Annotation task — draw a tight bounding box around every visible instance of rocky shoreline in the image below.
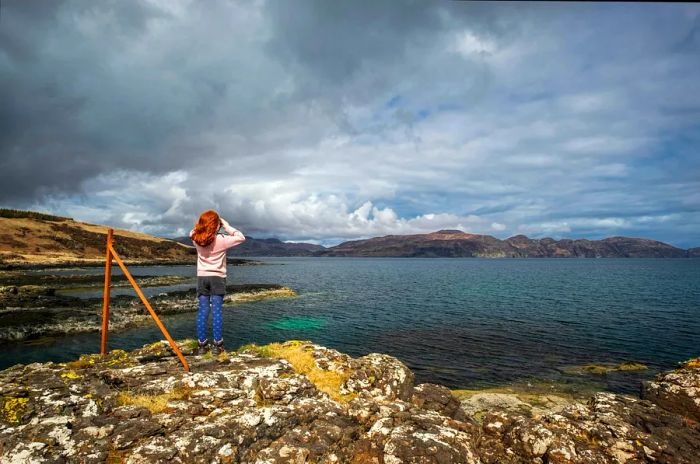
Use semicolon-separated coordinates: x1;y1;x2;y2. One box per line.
0;257;261;271
0;340;697;463
0;274;295;343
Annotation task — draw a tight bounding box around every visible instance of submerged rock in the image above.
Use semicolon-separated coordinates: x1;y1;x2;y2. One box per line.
0;342;698;463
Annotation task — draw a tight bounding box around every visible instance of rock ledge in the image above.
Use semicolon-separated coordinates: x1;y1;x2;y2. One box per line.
0;341;698;463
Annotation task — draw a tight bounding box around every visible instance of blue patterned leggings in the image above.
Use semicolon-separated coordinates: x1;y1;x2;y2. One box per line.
197;294;224;343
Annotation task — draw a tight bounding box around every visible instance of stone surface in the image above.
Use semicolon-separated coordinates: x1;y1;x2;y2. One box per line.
642;358;700;422
0;342;698;463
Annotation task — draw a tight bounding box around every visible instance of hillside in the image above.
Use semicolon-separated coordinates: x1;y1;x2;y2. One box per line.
173;235;325;256
321;229;690;258
0;209;195;268
688;247;700;258
228;237;325;257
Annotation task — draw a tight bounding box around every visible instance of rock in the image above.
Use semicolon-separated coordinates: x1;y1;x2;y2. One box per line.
0;341;698;463
642;357;700;422
345;353;415;402
458;392;574;421
411;383;467;421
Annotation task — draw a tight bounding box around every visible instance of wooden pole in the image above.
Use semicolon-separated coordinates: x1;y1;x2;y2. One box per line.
100;228;113;355
108;245;190;372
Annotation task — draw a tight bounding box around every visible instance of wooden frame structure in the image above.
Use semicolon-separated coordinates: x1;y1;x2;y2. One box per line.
100;228;189;371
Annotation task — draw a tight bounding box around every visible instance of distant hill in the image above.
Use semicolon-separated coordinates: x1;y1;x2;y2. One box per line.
688;247;700;258
172;235;325;257
0;209;195;268
319;230;691;258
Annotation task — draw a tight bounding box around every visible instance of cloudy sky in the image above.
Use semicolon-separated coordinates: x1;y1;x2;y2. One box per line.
1;1;699;247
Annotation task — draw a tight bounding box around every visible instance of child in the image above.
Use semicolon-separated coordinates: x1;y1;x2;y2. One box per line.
189;210;246;355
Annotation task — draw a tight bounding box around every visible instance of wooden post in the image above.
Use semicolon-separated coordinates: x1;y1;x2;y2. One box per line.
108;244;190;372
100;228;113;355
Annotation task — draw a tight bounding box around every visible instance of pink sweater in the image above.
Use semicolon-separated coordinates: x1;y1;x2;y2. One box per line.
189;223;246;277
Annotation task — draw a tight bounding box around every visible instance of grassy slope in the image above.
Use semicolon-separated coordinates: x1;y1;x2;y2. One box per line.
0;215;194;266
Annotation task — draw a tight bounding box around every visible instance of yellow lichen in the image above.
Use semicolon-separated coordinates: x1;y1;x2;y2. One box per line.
60;371;81;380
67;350;134;369
1;396;29;424
65;353;100;369
682;358;700;369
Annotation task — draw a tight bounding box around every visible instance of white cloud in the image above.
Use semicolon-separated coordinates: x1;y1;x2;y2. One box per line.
453;31;497;56
518;222;572;236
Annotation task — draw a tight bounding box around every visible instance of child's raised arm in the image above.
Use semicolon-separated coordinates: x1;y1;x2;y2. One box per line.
219;218;246;249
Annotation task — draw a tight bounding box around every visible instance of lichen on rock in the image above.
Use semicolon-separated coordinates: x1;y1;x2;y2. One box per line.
0;343;698;463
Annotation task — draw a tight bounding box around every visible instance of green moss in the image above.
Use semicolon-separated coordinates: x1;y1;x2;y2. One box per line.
184;339;199;351
236;343;273;358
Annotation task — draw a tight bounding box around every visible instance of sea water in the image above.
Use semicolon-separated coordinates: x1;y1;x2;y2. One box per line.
2;257;699;393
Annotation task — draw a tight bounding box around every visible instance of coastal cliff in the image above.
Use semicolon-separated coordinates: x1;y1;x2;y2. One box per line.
1;341;698;463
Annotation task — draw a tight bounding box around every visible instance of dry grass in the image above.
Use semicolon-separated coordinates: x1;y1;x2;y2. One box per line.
0;214;191;266
77;221;167;243
263;341;355;403
116;387;192;413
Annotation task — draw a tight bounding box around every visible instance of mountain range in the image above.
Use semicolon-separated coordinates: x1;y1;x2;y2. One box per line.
2;209;697;262
178;229;697;258
319;230;694;258
172;235;325;257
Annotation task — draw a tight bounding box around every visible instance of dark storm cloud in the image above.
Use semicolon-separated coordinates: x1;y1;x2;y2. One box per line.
1;1;699;246
0;0;178;201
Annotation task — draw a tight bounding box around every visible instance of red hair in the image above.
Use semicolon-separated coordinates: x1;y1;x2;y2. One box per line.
192;210;220;247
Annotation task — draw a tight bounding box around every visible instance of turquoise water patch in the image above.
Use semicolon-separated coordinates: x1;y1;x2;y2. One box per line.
266;317;325;330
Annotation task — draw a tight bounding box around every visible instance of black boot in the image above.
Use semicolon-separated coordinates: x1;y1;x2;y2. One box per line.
212;339;225;356
196;339;209;356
